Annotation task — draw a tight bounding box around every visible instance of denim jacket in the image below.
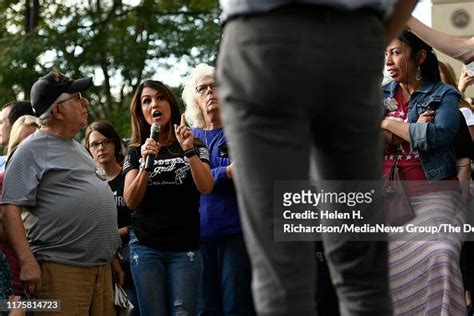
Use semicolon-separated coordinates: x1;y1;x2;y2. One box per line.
382;80;460;181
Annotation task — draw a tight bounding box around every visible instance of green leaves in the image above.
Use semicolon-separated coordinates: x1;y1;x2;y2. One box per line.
0;0;220;138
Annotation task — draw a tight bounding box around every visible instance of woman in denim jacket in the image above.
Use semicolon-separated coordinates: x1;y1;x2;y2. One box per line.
382;30;466;315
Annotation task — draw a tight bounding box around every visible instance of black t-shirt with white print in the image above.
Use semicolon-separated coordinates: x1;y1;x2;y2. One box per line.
108;173;132;230
108;172;132;244
123;140;209;252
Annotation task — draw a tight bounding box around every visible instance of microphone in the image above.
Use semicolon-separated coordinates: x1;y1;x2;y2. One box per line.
145;123;160;172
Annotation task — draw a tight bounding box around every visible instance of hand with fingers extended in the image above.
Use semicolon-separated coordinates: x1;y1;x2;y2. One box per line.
20;256;41;296
175;114;195;151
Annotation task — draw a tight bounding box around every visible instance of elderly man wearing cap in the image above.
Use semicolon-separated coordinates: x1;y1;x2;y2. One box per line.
1;71;121;315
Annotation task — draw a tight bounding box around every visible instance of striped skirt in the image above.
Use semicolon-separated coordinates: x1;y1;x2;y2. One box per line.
389;190;466;316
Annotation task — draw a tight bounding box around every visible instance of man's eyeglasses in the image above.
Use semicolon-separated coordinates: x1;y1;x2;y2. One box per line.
195;83;218;95
89;139;114;149
56;92;83;105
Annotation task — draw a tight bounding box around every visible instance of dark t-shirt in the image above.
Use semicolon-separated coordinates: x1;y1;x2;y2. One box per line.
123;141;209;252
108;173;132;229
454;115;474;160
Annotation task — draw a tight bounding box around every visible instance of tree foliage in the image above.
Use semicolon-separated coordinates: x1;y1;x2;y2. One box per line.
0;0;221;137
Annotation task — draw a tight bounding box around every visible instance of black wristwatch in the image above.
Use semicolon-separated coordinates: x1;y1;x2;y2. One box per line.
184;147;199;159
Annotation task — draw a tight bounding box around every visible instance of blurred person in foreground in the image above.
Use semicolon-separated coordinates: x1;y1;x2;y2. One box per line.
182;63;254;315
1;71;121;315
216;0;417;315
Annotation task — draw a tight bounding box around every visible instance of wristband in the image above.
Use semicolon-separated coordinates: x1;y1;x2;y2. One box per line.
184;147;199;159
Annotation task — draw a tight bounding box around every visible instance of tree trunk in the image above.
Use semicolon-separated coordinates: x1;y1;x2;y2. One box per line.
100;60;113;117
32;0;39;31
24;0;30;32
25;0;40;34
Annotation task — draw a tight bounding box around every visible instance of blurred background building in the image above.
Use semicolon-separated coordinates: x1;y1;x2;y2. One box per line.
432;0;474;96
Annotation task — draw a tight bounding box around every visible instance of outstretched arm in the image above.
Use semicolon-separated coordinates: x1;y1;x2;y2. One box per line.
385;0;418;44
408;16;474;64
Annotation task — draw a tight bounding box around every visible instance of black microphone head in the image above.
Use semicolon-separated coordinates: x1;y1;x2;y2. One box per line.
151;123;160;134
150;123;160;140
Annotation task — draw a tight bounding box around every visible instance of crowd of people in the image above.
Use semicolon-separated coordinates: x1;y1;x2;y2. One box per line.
0;0;474;315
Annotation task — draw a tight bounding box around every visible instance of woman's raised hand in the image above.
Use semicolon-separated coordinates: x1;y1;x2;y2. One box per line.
175;114;195;151
458;65;474;94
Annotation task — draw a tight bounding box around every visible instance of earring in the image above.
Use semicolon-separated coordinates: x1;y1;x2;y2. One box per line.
415;66;422;81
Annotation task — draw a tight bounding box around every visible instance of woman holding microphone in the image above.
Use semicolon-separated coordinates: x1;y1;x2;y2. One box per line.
123;80;213;315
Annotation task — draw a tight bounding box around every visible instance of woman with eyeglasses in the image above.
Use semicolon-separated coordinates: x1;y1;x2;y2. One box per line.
85;121;140;316
182;64;254;315
382;30;465;314
123;80;213;315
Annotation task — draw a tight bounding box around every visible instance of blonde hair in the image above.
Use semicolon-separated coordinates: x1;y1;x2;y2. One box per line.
438;61;457;87
182;63;215;128
438;60;471;108
7;115;39;155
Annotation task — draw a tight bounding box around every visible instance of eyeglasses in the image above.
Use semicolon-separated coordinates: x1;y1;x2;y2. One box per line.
56;92;83;105
195;83;218;95
89;139;114;149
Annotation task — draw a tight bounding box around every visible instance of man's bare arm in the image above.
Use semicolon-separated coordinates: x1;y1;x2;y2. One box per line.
408;16;474;64
385;0;418;44
2;204;41;294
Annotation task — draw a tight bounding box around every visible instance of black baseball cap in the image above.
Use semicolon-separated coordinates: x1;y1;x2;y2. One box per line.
30;70;93;117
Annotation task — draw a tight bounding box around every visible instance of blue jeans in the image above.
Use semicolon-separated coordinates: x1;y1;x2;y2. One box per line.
118;242;140;316
129;230;202;316
197;234;254;315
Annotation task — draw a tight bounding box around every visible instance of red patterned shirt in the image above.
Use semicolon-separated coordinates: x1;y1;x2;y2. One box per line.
383;87;428;196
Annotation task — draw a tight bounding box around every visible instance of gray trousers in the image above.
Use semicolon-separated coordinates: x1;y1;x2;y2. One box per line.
217;5;392;316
